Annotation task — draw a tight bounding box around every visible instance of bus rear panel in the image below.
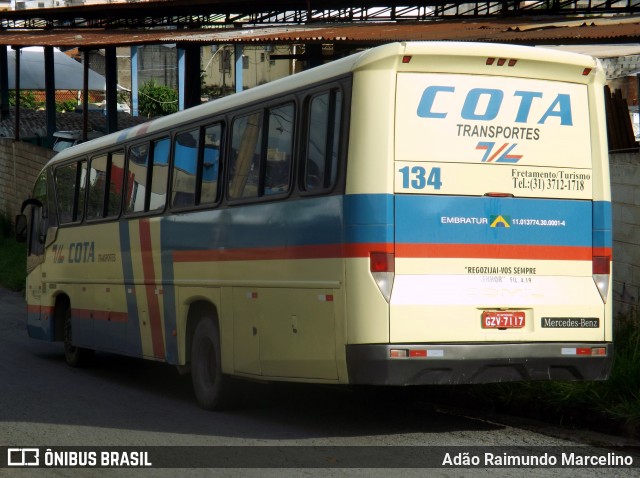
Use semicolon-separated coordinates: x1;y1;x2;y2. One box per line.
345;43;612;385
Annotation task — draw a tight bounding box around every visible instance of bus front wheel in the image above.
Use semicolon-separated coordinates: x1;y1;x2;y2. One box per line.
190;318;235;410
61;301;93;367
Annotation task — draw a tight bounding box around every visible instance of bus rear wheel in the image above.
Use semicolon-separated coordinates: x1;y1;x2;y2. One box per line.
61;301;93;367
190;318;235;410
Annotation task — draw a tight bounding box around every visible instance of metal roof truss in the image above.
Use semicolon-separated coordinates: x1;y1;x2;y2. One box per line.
2;1;640;30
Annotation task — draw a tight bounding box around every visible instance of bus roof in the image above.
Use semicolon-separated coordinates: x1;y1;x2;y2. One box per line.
45;41;599;167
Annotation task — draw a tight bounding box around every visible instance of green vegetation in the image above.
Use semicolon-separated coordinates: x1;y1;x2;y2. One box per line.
441;316;640;438
0;214;26;292
8;90;79;113
9;90;41;109
56;99;78;113
601;317;640;430
138;80;178;117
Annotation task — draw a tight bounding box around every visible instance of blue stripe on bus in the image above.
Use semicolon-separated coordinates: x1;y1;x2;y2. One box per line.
344;194;394;245
395;195;593;247
592;200;612;249
159;194;611;255
119;221;143;357
160;248;178;365
162;194;393;253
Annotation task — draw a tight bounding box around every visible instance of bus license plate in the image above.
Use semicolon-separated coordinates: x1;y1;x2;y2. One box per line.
482;311;525;329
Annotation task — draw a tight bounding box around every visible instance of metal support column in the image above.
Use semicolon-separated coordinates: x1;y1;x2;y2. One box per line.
44;46;56;147
179;44;202;110
105;46;118;134
178;47;185;111
0;46;9;121
131;46;139;116
13;47;20;141
82;49;89;141
306;44;323;69
235;44;243;93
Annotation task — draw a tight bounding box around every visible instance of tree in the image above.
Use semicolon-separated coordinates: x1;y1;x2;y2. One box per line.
138;80;178;117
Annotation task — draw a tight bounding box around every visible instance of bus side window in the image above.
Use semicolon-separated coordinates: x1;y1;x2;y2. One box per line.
304;90;342;192
55;160;87;224
150;137;170;212
201;123;222;205
264;103;294;196
172;129;200;208
229;112;262;200
125;143;149;214
87;153;108;220
125;138;169;214
87;150;125;220
107;150;125;217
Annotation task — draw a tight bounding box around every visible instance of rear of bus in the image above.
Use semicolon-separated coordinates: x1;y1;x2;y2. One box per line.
345;42;613;385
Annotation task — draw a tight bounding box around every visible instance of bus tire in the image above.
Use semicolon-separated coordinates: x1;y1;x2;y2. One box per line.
190;318;235;410
61;300;93;367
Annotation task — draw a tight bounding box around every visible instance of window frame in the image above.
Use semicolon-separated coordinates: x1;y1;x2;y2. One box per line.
299;86;345;197
85;148;126;223
54;158;88;226
123;135;171;217
226;100;296;205
45;74;352;226
170;121;224;212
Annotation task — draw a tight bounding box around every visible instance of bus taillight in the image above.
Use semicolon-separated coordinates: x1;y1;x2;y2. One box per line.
592;255;610;302
370;252;395;302
370;252;394;273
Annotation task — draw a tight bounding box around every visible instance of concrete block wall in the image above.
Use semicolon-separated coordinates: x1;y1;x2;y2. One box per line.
0;138;55;221
611;152;640;319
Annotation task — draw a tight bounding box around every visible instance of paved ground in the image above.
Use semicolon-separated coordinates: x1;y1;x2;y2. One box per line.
1;287;638;477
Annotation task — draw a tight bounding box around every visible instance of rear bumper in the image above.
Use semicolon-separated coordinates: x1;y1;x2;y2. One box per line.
346;343;613;385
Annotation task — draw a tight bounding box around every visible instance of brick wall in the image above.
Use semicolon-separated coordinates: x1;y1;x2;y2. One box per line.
0;138;55;220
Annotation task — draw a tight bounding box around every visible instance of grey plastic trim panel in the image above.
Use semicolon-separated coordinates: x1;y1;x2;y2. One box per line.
345;343;613;385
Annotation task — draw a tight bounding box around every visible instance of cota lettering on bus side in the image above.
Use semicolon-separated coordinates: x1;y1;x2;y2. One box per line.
67;241;95;263
416;86;573;126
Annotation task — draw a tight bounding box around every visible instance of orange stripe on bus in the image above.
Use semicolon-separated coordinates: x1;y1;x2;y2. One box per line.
592;247;613;258
172;242;602;262
27;305;51;313
172;243;393;262
396;244;593;260
139;220;165;360
73;308;128;323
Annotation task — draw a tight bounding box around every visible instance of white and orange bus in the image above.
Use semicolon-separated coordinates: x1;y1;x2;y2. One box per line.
17;42;613;410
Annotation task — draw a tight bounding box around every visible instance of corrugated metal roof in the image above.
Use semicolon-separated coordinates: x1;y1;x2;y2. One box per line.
0;15;639;48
